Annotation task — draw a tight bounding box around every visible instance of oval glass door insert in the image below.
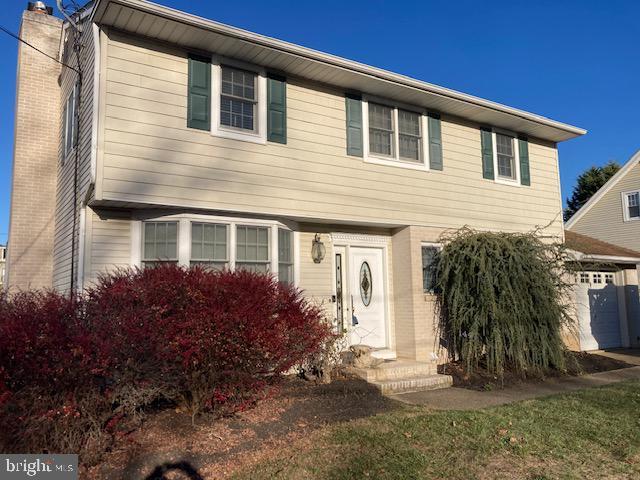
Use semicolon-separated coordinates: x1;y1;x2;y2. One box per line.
359;261;372;307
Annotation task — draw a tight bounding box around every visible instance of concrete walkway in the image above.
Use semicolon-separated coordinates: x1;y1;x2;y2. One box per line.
391;366;640;410
590;348;640;366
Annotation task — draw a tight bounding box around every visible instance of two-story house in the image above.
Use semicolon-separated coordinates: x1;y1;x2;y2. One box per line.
8;0;590;382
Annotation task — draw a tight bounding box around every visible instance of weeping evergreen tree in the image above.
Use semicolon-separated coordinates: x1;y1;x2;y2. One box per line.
436;228;575;378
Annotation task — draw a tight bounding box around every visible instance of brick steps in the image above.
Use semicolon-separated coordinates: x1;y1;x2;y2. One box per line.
349;359;452;395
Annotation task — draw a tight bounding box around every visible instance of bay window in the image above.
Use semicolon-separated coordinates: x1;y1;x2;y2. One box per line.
278;228;294;284
235;225;270;273
190;222;228;270
142;222;178;266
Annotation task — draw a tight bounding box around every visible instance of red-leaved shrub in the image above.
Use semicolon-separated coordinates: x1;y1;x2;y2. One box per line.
0;290;111;463
84;265;331;420
0;265;331;461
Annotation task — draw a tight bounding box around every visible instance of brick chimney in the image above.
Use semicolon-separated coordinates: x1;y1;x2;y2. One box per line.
6;5;62;290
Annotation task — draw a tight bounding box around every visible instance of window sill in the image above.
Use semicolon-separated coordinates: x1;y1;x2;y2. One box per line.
211;126;266;145
492;176;524;187
364;155;429;172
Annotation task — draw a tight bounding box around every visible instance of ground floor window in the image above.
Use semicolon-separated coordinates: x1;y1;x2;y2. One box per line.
140;217;295;283
236;225;270;273
142;221;178;266
421;243;441;293
278;228;293;284
190;222;228;270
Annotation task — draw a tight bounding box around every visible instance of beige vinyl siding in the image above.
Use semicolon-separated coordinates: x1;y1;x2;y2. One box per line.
52;22;95;291
569;161;640;252
98;30;563;237
297;231;334;317
84;208;132;285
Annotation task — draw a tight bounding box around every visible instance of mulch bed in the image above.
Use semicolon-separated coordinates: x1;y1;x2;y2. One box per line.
438;351;635;391
85;375;397;480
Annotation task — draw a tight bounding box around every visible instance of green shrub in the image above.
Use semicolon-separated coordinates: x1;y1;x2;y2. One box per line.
436;228;575;378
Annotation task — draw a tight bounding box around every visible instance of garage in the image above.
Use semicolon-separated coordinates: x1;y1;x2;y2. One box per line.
565;231;640;352
575;271;621;350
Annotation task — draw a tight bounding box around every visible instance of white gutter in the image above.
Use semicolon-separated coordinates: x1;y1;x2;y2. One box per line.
92;0;586;139
567;249;640;265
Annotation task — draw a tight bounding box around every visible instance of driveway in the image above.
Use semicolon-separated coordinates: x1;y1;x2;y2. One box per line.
589;348;640;366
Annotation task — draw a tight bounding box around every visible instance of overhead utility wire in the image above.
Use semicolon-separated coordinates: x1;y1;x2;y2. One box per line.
0;23;79;73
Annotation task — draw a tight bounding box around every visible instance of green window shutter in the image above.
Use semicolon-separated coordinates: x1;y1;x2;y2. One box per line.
187;55;211;131
267;75;287;144
480;127;494;180
518;136;531;186
345;94;363;157
427;112;443;170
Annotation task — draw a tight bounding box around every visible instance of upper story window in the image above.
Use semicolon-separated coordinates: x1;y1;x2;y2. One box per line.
345;95;443;171
398;110;422;162
624;191;640;221
62;83;78;160
191;222;228;270
368;103;394;157
143;222;178;266
188;55;280;144
495;133;516;180
361;98;432;171
220;66;258;132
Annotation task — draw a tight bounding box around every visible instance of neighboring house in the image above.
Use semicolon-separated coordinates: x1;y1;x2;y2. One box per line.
564;231;640;351
566;150;640;252
564;152;640;351
8;1;588;389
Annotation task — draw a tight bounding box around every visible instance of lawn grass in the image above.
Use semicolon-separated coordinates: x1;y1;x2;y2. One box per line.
233;380;640;479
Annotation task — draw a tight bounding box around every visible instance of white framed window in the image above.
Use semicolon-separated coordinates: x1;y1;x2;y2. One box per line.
142;221;179;266
623;191;640;221
362;96;429;171
605;273;614;284
236;225;270;273
136;215;296;282
62;83;78;161
190;222;228;270
421;242;442;293
211;57;267;144
278;228;294;284
593;273;602;284
579;272;590;284
493;131;520;184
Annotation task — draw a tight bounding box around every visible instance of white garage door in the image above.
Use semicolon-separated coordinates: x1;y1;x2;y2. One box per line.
575;271;622;351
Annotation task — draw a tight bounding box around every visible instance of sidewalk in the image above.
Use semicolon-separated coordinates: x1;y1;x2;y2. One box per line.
391;366;640;409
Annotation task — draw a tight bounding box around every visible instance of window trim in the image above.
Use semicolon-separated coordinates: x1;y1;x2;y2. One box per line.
189;221;230;269
622;190;640;222
134;214;297;285
421;241;442;294
62;83;78;162
491;128;521;185
361;95;430;172
142;221;180;264
211;56;267;144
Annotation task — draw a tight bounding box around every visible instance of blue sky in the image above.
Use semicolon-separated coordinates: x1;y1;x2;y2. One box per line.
1;0;639;245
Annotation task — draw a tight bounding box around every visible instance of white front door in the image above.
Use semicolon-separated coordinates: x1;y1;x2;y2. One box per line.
347;247;387;349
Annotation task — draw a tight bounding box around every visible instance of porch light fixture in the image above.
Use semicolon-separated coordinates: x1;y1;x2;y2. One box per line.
311;233;326;264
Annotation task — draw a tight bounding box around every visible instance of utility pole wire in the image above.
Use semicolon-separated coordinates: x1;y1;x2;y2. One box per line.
0;23;80;74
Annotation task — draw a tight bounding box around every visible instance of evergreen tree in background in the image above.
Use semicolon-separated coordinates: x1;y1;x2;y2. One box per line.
564;161;621;221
